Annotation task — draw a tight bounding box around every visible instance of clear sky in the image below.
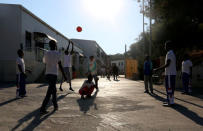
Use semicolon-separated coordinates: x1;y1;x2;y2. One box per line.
0;0;147;55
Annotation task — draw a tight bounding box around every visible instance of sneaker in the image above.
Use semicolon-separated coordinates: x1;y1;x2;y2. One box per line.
69;87;74;91
81;95;85;100
144;90;149;93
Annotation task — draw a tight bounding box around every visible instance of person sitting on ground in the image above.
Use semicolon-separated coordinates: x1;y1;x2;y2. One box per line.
79;74;95;99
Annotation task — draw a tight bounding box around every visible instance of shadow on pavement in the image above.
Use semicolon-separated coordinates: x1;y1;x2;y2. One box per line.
150;92;203;126
154;89;203;109
0;98;19;107
11;93;70;131
35;83;48;88
77;89;99;114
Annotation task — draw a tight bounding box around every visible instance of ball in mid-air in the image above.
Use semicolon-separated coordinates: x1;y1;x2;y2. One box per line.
76;26;82;32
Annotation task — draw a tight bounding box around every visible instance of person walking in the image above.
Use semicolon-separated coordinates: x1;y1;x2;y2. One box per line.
112;64;119;80
88;56;98;89
154;41;176;106
40;40;67;115
59;40;74;91
144;55;153;93
181;54;193;94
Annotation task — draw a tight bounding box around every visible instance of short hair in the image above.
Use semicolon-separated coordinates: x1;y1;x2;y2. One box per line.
87;74;93;80
17;49;23;56
49;40;57;49
89;56;94;59
165;40;174;49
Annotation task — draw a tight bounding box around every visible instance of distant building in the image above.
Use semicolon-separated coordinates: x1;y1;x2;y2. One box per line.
0;4;84;82
111;60;125;74
71;39;108;76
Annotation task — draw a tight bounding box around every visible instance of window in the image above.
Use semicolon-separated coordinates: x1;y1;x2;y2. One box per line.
25;31;32;49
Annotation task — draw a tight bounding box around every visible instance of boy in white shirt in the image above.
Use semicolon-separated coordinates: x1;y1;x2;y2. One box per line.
59;40;74;91
154;41;176;106
16;49;27;98
40;40;67;115
181;54;192;94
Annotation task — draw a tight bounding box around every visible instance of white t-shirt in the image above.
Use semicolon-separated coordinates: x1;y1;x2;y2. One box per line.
64;54;72;67
16;57;25;74
43;50;61;75
182;60;192;74
165;50;177;75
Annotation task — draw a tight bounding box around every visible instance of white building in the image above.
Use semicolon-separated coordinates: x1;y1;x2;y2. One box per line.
71;39;108;76
111;60;125;74
0;4;83;82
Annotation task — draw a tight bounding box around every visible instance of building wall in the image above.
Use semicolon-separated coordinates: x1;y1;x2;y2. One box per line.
71;39;107;76
0;4;83;82
0;4;21;82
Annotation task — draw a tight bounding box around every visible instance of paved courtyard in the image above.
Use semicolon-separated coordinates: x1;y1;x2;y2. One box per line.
0;77;202;131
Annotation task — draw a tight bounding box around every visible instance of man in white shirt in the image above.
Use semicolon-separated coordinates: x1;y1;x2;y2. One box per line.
154;41;176;106
40;40;67;115
88;56;99;89
181;54;192;94
59;40;74;91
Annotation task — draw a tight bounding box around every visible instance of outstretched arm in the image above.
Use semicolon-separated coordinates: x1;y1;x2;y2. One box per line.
154;59;171;72
66;41;71;52
70;41;74;55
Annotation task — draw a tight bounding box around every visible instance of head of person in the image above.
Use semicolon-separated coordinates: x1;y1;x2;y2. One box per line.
49;40;57;50
165;40;174;51
87;74;93;82
17;49;24;58
89;56;94;61
145;55;150;61
183;54;189;61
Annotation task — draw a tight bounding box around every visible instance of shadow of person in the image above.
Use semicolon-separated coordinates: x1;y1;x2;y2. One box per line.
77;89;99;114
11;93;70;131
150;92;203;126
0;98;19;107
171;104;203;126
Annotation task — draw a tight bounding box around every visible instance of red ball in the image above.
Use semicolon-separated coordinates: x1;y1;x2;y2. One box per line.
76;26;82;32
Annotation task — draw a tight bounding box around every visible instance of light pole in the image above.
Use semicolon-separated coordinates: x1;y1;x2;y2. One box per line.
149;0;152;57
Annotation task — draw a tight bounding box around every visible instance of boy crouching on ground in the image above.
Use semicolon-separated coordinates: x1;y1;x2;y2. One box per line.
79;74;95;99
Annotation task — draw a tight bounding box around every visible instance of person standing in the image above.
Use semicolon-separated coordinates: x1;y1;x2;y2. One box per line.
88;56;98;89
112;64;119;80
154;41;176;106
16;49;27;98
59;40;74;91
181;54;192;94
144;55;153;93
40;40;67;115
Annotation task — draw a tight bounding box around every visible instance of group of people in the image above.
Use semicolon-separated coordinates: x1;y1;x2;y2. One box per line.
144;41;193;106
16;40;100;115
100;64;119;81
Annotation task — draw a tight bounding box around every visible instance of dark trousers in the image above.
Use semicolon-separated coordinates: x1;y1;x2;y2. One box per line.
182;72;189;93
16;73;26;96
40;74;58;112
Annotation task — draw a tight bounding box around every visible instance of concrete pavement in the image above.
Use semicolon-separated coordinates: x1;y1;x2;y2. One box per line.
0;77;202;131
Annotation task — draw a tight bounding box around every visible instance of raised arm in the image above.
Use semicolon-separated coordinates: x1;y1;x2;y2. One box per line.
66;41;71;52
70;41;74;55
